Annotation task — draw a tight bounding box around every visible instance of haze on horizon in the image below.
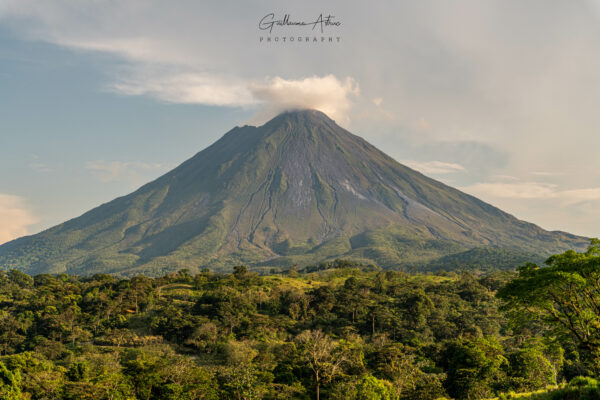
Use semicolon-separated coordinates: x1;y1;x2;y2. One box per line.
1;0;600;244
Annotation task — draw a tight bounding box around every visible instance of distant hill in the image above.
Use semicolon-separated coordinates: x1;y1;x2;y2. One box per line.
0;110;588;275
424;246;546;272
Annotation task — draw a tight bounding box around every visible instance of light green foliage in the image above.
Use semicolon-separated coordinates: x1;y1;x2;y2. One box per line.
495;376;600;399
356;375;397;400
331;375;397;400
0;361;22;400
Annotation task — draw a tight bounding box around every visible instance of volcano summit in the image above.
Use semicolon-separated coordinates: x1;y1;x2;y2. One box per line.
0;110;587;275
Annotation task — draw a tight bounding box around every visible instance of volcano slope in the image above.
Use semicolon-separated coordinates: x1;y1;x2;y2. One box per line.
0;110;587;275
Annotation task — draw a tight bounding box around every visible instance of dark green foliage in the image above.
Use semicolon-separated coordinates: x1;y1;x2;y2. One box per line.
0;243;598;399
426;246;546;272
439;336;507;399
506;341;557;392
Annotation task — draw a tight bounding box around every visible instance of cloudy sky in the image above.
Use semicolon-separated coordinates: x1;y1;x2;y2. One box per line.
1;0;600;244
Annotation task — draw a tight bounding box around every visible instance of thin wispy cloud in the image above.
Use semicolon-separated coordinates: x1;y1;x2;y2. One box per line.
110;68;256;107
86;160;165;183
402;160;466;175
531;171;564;177
28;163;51;173
459;181;600;235
462;182;600;204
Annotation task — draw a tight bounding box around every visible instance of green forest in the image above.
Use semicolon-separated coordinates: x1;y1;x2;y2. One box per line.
2;241;600;400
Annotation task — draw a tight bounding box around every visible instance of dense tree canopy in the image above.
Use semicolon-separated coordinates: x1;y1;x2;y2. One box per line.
0;250;598;399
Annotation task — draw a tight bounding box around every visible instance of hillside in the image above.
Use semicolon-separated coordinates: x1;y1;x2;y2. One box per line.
0;110;588;275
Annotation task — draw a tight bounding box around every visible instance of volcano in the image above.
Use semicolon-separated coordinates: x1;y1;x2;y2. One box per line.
0;110;587;275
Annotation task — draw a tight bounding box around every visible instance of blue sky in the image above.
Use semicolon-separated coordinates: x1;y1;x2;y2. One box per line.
1;1;600;243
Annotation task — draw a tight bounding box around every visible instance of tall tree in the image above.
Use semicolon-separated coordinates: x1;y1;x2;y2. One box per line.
295;330;347;400
498;239;600;371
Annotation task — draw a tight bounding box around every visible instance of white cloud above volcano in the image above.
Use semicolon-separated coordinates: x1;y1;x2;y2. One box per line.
249;75;359;124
